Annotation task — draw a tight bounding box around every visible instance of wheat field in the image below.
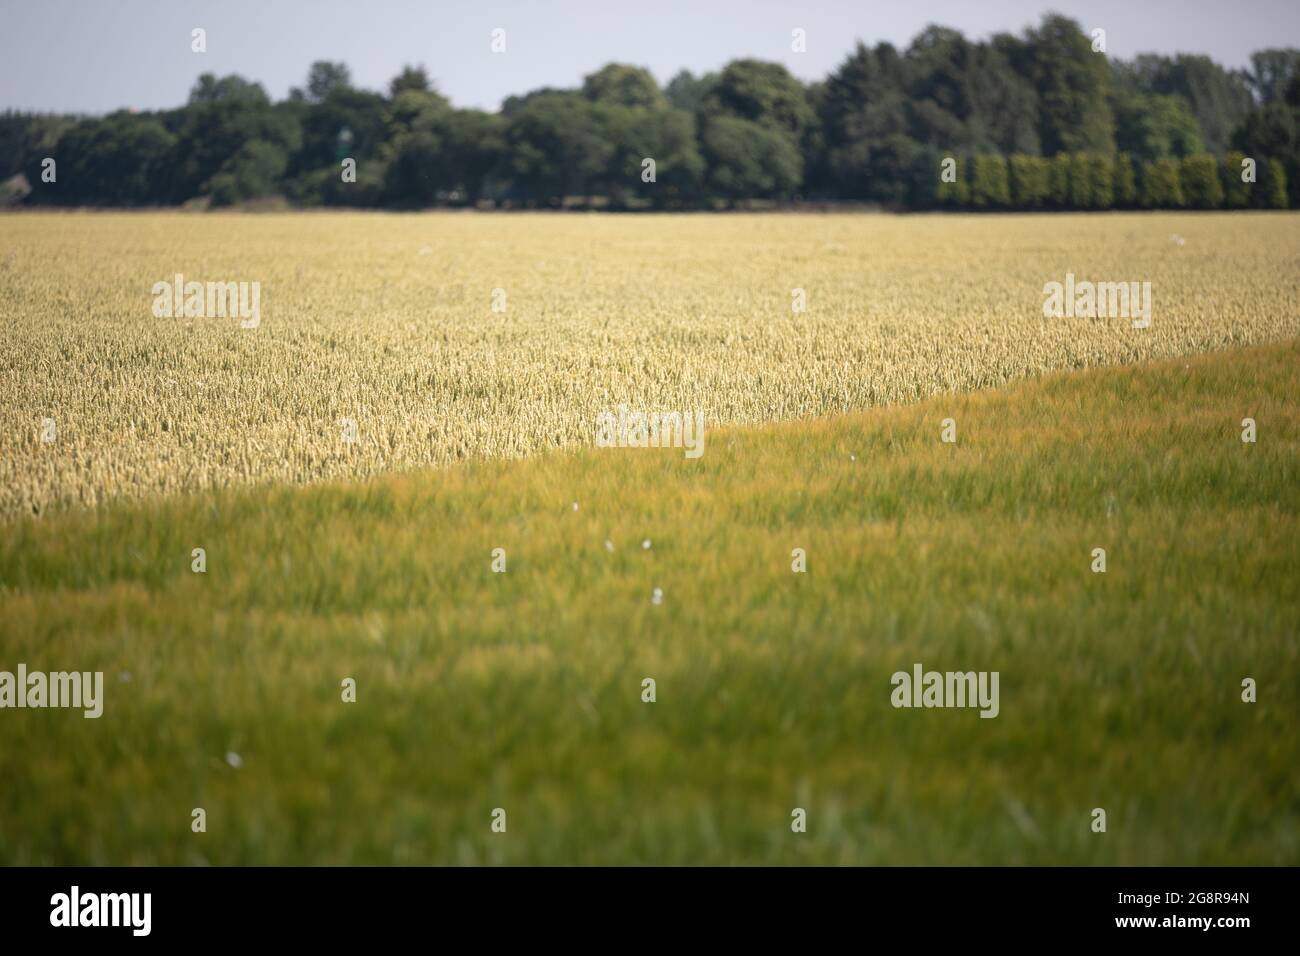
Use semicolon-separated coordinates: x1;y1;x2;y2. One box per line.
2;211;1298;518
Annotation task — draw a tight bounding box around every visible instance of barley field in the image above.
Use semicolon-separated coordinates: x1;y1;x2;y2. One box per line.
2;211;1297;518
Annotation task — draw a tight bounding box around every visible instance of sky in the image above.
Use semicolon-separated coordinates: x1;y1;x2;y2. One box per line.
3;0;1299;115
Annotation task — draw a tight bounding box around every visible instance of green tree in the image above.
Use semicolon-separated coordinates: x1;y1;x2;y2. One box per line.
1231;101;1299;207
699;115;801;202
819;42;909;198
861;134;925;205
374;81;491;207
504;93;613;204
1113;153;1138;206
302;61;352;103
582;64;667;110
799;80;830;196
205;138;289;206
287;61;353;104
702;59;813;140
380;128;442;206
0;112;75;180
1114;94;1203;162
1247;48;1300;103
30;111;176;205
169;74;298;203
434;110;506;204
389;65;432;99
1024;14;1115;155
381;108;505;207
1112;54;1253;154
290;82;388;187
1231;101;1297;157
13;18;1293;213
905;26;1039;154
664;70;717;113
698;59;810;201
905;145;944;208
596;105;703;206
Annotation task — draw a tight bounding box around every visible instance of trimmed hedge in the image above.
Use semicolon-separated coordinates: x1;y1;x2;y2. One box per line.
1180;154;1224;209
933;150;1287;210
971;154;1010;207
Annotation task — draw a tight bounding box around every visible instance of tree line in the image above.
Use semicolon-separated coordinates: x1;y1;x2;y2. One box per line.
2;14;1298;211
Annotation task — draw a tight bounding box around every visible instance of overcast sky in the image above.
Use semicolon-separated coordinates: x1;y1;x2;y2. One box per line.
3;0;1299;114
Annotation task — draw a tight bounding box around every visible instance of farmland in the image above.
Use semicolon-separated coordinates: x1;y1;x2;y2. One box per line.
2;211;1298;517
0;337;1297;864
0;211;1297;865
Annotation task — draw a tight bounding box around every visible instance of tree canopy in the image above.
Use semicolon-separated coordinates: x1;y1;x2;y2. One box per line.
4;16;1294;210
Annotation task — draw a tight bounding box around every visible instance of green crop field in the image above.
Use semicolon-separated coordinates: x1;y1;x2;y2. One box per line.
1;215;1297;866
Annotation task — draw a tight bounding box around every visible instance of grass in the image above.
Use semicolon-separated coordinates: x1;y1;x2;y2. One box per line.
1;339;1296;864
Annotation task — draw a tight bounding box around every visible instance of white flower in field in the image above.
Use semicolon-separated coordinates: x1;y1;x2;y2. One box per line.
1170;234;1185;246
604;539;614;552
850;454;856;461
572;501;579;512
652;587;663;605
225;751;243;769
642;538;652;550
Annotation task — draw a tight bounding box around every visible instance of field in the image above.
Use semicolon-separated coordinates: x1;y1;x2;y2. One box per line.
2;212;1299;517
0;211;1298;865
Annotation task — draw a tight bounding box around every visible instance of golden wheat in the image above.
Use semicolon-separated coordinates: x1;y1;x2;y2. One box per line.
1;210;1297;517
